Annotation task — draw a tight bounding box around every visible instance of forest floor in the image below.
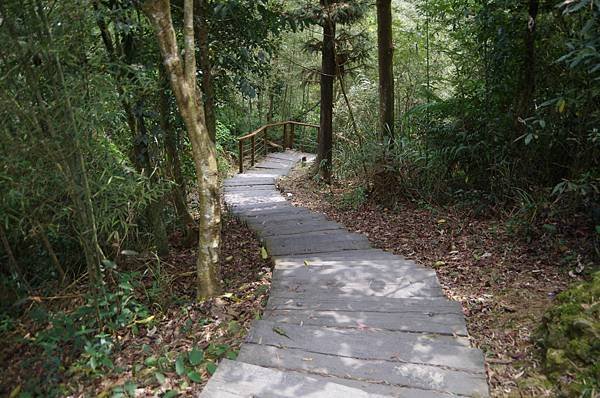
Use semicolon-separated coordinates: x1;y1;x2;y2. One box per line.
0;212;271;397
278;167;597;398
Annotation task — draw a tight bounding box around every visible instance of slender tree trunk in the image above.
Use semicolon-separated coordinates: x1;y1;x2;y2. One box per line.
143;0;221;299
194;0;217;142
317;1;336;183
36;0;105;289
287;85;293;121
282;82;289;121
72;147;106;286
134;101;170;257
160;61;195;238
337;73;361;144
0;225;29;291
37;223;67;283
258;89;264;124
377;0;395;144
301;83;307;116
28;68;104;288
518;0;538;120
373;0;397;198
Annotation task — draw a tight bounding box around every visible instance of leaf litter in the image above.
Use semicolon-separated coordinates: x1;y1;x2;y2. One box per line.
0;211;273;397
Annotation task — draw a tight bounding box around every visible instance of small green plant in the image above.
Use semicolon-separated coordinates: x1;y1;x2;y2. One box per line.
338;186;367;210
0;312;15;334
30;271;153;391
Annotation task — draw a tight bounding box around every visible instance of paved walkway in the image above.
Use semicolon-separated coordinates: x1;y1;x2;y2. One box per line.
200;150;489;397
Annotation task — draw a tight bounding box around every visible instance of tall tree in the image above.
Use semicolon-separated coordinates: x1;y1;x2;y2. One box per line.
298;0;368;182
373;0;396;196
317;0;336;183
143;0;221;299
516;0;538;122
377;0;394;144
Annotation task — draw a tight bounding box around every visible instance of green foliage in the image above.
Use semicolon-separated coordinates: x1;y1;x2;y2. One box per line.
339;186;368;210
536;272;600;397
206;0;289;94
558;0;600;75
0;0;174;291
293;0;370;26
327;0;599;231
208;121;238;175
415;0;599;203
25;271;152;395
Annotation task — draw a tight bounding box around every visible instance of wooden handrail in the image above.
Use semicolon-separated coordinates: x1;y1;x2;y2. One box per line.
237;120;319;173
237;121;319;141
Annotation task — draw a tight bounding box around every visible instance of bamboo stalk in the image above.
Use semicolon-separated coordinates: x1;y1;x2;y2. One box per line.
37;223;67;283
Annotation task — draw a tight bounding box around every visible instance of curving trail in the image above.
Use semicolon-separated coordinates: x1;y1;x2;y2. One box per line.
200;150;489;398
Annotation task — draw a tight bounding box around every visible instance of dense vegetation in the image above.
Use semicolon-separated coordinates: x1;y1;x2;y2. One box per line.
0;0;598;396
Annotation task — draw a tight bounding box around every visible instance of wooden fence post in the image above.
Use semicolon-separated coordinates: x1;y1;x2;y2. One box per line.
238;139;244;173
264;128;268;156
251;135;255;166
290;123;295;149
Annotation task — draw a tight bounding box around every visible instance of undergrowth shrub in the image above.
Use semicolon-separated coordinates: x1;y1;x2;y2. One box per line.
338;186;368;210
216;121;237;174
25;271;153;396
0;132;169;290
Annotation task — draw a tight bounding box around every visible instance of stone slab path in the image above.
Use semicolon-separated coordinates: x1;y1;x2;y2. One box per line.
200;150;489;398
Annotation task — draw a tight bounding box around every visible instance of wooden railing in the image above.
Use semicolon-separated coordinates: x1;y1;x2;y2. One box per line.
237;121;319;173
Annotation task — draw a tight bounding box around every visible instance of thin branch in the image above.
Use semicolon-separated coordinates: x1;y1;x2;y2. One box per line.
183;0;196;87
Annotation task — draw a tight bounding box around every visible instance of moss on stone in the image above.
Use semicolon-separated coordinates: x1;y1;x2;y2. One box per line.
536;271;600;397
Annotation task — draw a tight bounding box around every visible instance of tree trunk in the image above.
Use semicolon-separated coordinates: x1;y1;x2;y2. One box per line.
258;85;264;123
0;225;30;291
134;101;170;257
194;0;217;142
317;1;336;183
160;61;196;241
29;67;104;290
517;0;538;120
143;0;221;300
373;0;397;198
37;223;67;283
377;0;394;144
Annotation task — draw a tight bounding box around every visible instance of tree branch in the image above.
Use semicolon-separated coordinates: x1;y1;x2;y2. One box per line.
184;0;196;88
